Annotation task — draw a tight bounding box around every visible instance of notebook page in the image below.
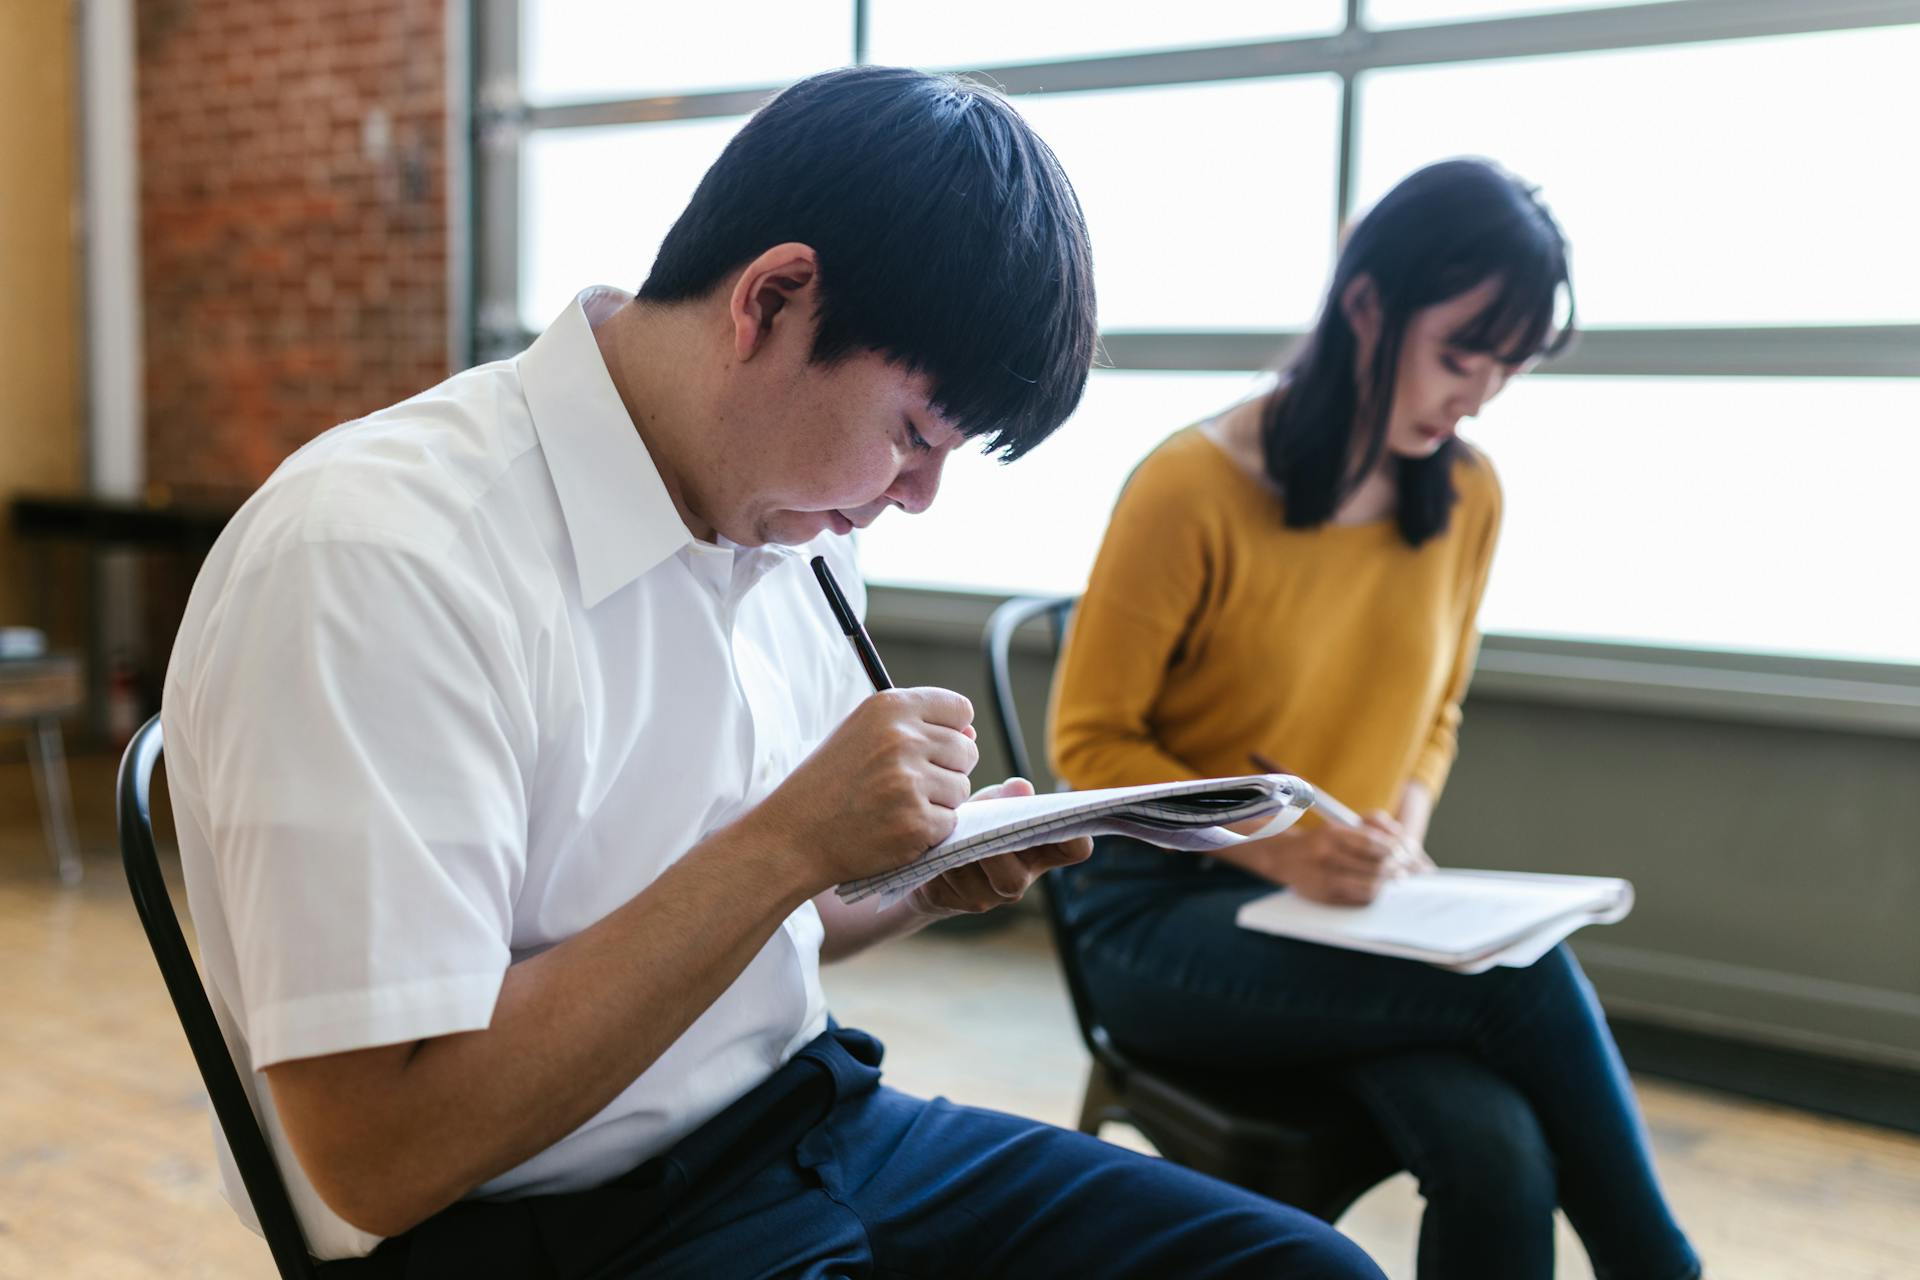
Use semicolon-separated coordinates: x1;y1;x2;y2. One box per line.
1438;898;1631;973
936;776;1286;850
1236;870;1630;963
837;775;1308;905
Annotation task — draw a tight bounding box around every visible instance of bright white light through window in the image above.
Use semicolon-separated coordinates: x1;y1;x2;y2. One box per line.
522;1;849;104
1368;0;1682;27
1470;376;1920;664
520;76;1343;334
1015;78;1341;329
860;370;1270;597
868;0;1342;69
1356;26;1920;325
867;372;1920;666
520;117;746;331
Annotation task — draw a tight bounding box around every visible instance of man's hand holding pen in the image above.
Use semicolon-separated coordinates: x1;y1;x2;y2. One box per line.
786;554;1087;913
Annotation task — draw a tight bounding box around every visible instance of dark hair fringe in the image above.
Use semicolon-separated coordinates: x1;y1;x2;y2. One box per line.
1261;158;1576;547
640;66;1098;460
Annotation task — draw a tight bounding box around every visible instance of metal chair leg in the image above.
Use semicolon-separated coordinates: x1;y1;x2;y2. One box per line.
1077;1063;1122;1135
29;715;82;885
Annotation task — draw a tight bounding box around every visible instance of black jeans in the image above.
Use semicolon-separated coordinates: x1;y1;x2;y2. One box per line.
1066;836;1701;1280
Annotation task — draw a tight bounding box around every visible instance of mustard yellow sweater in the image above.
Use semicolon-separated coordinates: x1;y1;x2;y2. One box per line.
1049;426;1502;815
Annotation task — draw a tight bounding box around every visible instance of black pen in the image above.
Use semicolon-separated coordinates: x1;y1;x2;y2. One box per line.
811;555;893;691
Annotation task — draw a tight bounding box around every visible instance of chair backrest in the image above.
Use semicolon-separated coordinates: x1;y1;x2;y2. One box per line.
117;715;319;1280
982;596;1131;1078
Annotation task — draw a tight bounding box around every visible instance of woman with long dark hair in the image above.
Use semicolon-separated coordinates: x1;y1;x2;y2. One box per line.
1049;159;1701;1280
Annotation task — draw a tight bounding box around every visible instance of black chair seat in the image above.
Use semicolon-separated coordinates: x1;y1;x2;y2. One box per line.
1093;1052;1400;1216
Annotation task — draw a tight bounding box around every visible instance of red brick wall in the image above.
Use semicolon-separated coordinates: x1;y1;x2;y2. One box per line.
138;0;451;500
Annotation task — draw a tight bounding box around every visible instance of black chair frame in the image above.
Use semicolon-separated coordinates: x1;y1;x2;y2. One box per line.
985;596;1400;1222
118;714;319;1279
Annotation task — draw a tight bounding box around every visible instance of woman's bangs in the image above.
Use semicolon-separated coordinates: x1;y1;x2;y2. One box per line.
1448;253;1574;366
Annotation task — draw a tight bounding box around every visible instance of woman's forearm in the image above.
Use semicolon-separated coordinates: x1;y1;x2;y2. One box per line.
1397;780;1436;845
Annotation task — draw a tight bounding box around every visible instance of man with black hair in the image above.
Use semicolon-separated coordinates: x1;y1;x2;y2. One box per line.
163;67;1383;1278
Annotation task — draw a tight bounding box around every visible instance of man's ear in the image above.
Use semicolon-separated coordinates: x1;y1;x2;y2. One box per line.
728;243;821;362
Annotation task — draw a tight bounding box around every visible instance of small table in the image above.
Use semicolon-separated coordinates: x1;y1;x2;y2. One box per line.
0;655;85;884
10;491;238;741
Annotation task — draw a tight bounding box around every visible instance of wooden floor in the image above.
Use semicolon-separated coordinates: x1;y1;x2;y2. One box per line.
3;752;1917;1279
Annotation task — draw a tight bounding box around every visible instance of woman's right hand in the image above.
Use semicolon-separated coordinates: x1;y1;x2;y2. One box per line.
1236;823;1401;905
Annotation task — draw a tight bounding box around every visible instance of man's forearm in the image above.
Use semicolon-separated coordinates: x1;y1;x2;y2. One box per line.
267;814;819;1238
814;886;948;962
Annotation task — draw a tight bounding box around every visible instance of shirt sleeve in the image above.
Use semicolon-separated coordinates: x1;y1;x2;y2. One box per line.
182;535;533;1069
1047;448;1215;790
1408;460;1504;797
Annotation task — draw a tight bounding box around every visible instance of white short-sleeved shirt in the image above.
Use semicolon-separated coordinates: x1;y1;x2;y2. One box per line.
162;288;872;1260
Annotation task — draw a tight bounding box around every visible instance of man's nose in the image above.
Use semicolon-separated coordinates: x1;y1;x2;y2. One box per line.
886;453;946;515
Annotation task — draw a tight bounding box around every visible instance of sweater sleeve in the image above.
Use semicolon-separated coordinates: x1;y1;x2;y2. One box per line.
1048;442;1215;789
1408;457;1504;796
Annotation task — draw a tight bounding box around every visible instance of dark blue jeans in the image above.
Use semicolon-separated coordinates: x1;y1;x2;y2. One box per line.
1068;837;1702;1280
326;1023;1382;1279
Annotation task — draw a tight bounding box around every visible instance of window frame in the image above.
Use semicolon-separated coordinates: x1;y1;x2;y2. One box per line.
466;0;1920;734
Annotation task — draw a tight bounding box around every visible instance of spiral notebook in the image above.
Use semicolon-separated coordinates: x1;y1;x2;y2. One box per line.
836;773;1315;905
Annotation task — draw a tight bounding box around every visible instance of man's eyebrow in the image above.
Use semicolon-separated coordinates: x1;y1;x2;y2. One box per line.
920;412;965;446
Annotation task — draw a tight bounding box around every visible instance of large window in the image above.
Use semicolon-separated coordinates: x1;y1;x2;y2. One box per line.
474;1;1920;668
859;370;1268;597
1470;376;1920;666
521;2;849;103
868;0;1344;68
1355;25;1920;326
1367;0;1686;24
519;116;745;331
1012;79;1341;330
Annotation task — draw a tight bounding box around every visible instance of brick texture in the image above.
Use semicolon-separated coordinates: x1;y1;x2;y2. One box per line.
138;0;450;500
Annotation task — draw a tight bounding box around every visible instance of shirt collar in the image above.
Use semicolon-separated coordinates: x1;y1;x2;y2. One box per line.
517;289;692;608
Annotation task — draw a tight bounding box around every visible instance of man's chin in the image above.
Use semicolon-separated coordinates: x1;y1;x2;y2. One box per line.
747;510;842;548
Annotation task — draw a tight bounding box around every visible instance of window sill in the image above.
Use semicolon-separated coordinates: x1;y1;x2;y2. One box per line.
866;583;1920;739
